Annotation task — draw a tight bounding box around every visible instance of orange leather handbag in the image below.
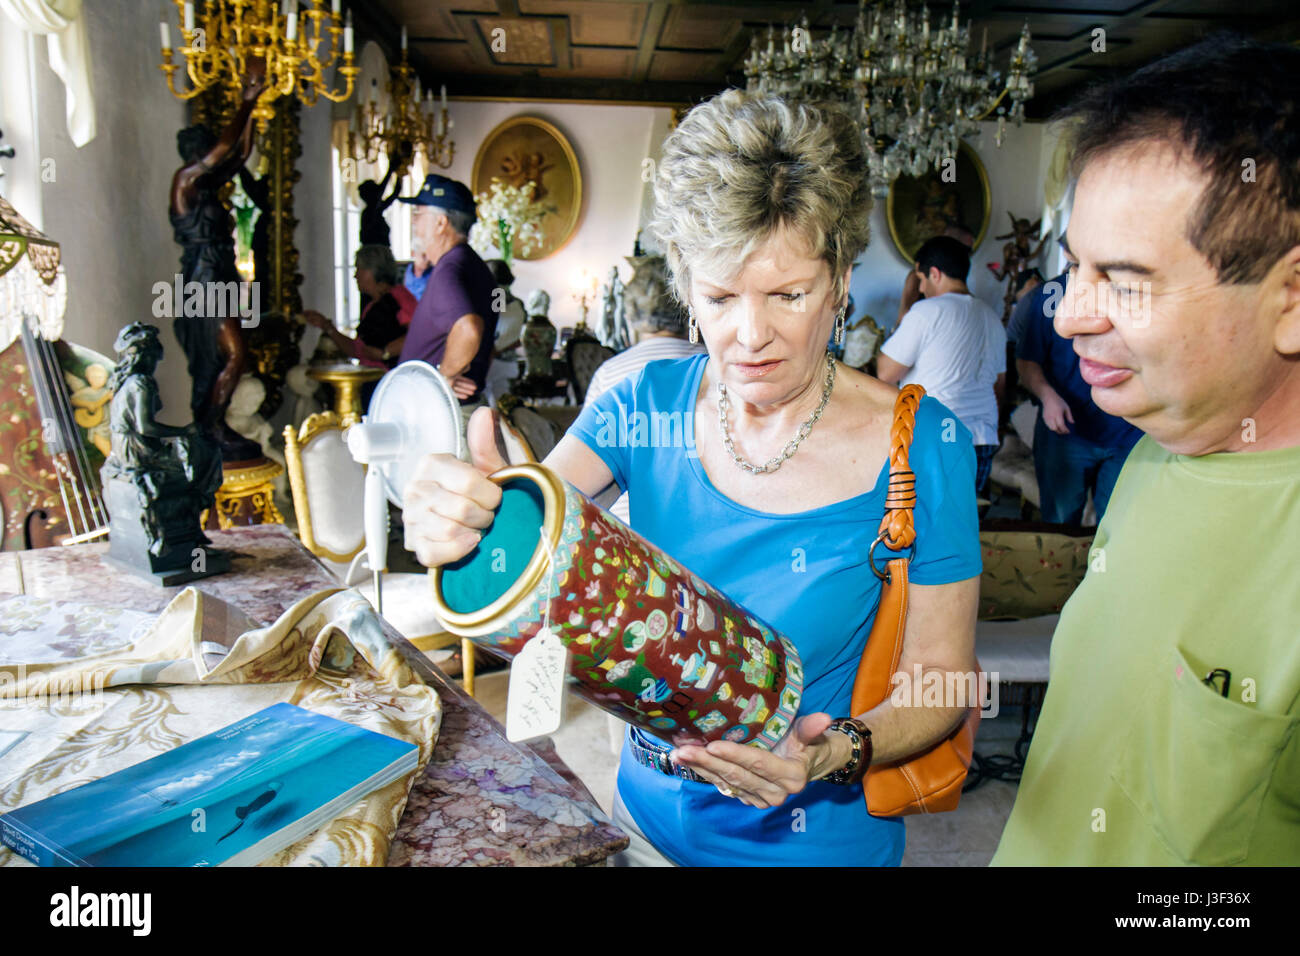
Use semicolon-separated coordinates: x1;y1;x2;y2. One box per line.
850;384;981;816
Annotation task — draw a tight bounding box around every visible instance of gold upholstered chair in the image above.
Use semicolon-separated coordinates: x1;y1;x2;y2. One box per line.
283;411;476;696
497;393;559;462
494;402;538;465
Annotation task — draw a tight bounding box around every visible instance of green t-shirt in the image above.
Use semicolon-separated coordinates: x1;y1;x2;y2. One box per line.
992;435;1300;865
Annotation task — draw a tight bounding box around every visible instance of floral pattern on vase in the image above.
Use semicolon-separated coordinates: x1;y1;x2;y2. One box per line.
438;472;803;750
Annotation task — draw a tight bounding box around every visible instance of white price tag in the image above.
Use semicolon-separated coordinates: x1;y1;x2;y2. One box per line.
505;628;569;742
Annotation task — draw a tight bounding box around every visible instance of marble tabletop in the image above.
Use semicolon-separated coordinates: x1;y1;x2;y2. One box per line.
0;525;628;867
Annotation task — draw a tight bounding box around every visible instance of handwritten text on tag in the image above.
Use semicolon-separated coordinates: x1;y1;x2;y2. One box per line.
506;628;569;742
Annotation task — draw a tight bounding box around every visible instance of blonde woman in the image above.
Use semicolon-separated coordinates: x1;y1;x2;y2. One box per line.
403;90;982;866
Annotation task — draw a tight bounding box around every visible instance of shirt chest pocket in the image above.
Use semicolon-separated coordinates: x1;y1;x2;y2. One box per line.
1109;645;1296;865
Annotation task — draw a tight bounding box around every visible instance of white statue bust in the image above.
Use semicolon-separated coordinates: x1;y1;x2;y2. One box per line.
226;374;284;468
525;288;551;318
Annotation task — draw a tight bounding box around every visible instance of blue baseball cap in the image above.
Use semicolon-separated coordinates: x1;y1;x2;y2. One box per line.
399;173;477;225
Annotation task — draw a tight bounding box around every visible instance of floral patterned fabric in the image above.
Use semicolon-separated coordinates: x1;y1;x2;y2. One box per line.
0;586;440;867
977;528;1094;620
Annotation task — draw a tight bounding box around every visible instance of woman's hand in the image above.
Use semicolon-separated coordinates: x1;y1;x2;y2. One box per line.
669;713;850;809
402;407;507;567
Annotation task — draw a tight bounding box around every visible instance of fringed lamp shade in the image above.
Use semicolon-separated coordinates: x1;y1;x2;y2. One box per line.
0;195;67;348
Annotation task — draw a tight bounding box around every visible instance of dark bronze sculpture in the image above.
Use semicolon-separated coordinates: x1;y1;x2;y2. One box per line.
987;212;1048;322
357;141;411;247
169;58;266;462
102;324;229;584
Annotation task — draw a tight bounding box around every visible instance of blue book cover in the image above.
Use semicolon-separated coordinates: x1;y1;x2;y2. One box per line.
0;703;418;867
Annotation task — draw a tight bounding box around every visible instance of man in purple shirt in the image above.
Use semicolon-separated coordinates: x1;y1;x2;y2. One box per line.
397;174;498;421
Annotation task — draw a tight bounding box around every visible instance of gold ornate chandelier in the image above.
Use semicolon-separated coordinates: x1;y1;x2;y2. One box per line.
348;28;454;178
159;0;359;133
746;0;1036;190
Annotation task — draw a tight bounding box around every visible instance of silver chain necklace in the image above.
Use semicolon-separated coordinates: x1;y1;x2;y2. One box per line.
716;351;836;475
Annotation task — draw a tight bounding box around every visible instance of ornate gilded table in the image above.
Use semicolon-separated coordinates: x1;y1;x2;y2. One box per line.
0;525;628;866
308;361;385;428
203;457;286;530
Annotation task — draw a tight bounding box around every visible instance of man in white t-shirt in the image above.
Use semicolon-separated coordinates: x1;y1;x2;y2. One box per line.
877;235;1006;495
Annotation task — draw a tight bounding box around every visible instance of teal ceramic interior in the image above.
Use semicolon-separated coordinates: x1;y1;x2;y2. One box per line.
439;477;545;615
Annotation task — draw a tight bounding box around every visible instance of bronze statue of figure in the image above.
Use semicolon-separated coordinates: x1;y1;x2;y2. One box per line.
102;323;228;583
356;143;410;248
169;58;266;462
988;212;1049;322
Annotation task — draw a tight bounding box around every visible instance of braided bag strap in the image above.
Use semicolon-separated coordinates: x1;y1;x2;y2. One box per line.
874;383;924;560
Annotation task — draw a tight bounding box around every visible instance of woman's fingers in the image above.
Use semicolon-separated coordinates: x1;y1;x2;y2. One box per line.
402;452;503;568
678;760;768;808
421;483;498;529
406;530;480;569
405;453;502;513
465;406;509;475
672;745;796;808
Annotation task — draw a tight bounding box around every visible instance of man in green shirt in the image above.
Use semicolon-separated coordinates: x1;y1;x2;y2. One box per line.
992;35;1300;866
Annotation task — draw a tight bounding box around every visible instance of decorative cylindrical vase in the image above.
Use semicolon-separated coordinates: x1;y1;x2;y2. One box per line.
430;464;803;749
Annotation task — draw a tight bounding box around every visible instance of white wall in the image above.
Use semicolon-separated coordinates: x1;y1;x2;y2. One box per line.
19;0;189;418
436;99;674;329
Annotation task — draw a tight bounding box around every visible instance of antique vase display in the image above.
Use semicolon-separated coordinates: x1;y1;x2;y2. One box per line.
430;464;803;749
519;313;557;379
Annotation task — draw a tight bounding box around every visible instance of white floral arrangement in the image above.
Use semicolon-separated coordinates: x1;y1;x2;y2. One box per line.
468;180;548;263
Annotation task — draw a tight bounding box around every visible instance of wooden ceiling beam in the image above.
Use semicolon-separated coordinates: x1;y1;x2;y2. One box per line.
365;0;1300;114
452;11;498;70
449;73;713;105
632;2;670;83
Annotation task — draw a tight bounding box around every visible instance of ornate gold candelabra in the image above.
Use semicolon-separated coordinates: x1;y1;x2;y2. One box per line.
159;0;358;133
347;30;454;178
571;270;598;331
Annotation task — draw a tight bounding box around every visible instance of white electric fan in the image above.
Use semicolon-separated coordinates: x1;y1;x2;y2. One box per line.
345;361;464;613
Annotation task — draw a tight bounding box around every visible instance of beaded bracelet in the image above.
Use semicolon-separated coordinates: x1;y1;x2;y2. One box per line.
819;717;873;785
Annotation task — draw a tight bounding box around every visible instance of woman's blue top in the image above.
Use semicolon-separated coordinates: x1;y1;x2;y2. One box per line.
568;353;982;866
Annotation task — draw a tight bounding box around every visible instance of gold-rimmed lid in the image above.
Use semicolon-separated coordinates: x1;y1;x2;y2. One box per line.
430;463;566;639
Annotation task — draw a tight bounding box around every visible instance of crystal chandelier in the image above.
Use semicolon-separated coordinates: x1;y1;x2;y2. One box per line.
159;0;359;133
348;28;455;176
744;0;1036;191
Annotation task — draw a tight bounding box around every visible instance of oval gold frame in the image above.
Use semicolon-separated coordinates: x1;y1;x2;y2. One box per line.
471;115;583;261
885;139;992;263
